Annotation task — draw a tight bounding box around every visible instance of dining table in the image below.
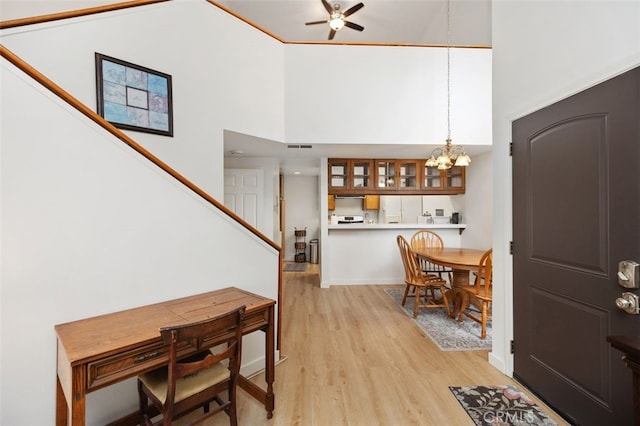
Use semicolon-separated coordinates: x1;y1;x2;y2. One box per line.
414;247;487;287
413;247;488;317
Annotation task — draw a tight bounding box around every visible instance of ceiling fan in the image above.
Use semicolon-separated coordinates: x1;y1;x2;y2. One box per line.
305;0;365;41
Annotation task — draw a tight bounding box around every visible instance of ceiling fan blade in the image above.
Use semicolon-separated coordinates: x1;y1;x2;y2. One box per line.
328;29;336;40
344;21;364;32
321;0;333;14
305;20;327;25
342;2;364;17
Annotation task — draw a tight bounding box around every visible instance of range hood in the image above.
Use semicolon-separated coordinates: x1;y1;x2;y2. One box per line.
334;195;366;199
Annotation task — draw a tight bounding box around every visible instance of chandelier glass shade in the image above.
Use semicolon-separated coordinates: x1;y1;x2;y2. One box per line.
426;138;471;170
427;0;470;170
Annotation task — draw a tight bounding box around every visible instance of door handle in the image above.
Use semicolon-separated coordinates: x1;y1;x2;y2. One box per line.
615;292;640;315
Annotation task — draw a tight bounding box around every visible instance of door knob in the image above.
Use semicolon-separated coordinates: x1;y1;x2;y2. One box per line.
615;292;639;315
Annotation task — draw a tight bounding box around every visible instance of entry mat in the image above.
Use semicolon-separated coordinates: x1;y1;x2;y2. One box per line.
283;263;307;272
449;385;558;426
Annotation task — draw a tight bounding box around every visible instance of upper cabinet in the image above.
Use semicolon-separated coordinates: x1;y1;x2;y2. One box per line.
374;160;420;192
422;165;466;194
329;159;374;193
329;158;465;195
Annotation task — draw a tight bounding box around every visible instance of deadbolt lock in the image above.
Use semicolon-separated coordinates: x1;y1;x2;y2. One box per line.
618;260;640;289
615;292;640;315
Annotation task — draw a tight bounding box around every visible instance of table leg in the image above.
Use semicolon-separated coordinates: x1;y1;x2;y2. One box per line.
236;306;275;419
265;305;275;418
56;374;85;426
56;377;67;426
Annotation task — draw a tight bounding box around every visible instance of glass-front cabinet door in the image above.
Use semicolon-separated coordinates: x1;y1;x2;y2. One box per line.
423;165;442;189
375;160;396;190
328;159;373;193
351;160;372;189
446;166;465;192
329;160;348;190
422;164;466;193
398;161;419;190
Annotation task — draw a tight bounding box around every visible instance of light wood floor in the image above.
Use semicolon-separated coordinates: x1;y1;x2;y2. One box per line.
182;263;568;425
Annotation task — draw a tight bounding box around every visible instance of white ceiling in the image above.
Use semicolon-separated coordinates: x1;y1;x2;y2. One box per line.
218;0;492;46
224;130;492;176
1;0;492;175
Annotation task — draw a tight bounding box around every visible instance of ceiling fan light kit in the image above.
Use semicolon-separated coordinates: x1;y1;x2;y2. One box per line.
305;0;365;40
427;0;471;170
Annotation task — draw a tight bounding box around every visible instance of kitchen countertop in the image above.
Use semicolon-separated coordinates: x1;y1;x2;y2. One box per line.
328;223;466;230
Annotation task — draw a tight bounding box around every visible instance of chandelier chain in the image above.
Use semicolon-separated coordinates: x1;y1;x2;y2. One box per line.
447;0;451;141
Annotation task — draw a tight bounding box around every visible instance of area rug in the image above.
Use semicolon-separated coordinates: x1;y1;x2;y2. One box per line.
384;288;491;351
283;263;307;272
450;385;558;426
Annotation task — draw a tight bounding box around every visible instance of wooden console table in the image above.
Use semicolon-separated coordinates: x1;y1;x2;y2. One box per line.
55;287;276;425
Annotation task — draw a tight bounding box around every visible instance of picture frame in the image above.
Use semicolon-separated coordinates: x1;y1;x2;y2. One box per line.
95;53;173;136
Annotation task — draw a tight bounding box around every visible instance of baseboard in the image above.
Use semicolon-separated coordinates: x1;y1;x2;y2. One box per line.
488;351;506;374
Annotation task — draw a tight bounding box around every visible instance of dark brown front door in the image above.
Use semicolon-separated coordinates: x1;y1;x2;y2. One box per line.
512;67;640;425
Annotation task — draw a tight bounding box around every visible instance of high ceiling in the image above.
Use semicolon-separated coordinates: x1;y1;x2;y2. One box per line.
1;0;493;175
0;0;491;45
218;0;492;46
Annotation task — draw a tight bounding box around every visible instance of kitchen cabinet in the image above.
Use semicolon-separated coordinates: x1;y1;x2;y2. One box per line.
422;165;466;194
328;159;373;194
374;160;420;192
328;158;465;195
363;195;379;210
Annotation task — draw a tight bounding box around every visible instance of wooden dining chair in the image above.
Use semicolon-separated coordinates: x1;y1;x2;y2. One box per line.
397;235;451;318
457;249;492;339
410;230;453;284
137;305;246;426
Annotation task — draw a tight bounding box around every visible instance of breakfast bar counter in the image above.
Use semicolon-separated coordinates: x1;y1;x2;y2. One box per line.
328;223;466;232
323;224;465;286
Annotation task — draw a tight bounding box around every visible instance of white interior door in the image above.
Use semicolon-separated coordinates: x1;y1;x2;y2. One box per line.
224;168;264;231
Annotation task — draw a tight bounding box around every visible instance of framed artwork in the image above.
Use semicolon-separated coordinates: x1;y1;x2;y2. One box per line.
95;53;173;136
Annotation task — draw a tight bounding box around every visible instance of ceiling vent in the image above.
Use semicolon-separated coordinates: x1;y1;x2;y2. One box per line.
287;144;313;149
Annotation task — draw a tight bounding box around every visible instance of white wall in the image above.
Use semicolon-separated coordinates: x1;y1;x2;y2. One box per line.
461;150;492;249
491;0;640;375
284;44;492;146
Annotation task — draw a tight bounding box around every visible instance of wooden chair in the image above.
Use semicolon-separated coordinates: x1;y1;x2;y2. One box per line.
457;249;492;339
397;235;451;318
137;305;246;426
410;230;453;284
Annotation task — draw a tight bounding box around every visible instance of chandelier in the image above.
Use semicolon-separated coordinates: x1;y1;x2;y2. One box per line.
426;0;471;170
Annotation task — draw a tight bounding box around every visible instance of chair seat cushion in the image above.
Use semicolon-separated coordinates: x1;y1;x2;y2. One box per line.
139;358;230;404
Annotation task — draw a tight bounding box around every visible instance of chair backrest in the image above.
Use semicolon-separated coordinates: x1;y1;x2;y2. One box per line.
159;305;245;414
397;235;423;284
474;249;493;298
410;230;444;252
410;230;448;273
